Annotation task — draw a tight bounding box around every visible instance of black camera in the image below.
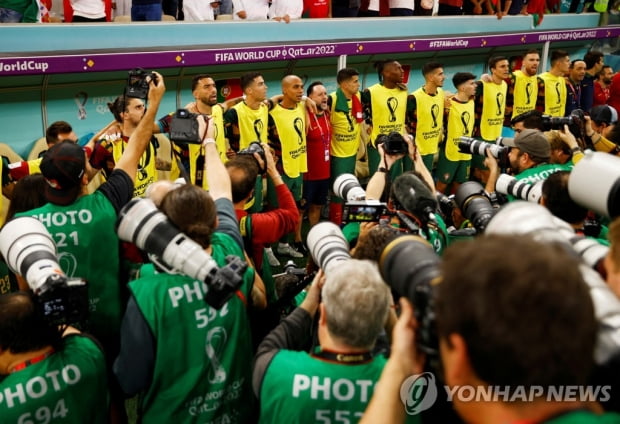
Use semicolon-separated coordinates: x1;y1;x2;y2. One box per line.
342;200;391;224
273;261;316;308
169;109;204;144
117;198;247;309
454;181;497;234
376;132;408;155
0;217;89;327
125;68;158;100
238;141;268;174
379;235;441;357
542;109;585;141
458;136;511;169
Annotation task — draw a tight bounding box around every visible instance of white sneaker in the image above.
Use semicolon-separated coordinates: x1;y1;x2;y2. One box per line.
277;243;304;258
265;247;280;267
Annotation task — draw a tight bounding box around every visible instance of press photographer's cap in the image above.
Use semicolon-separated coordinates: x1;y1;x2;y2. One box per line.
590;105;618;125
40;141;85;206
502;129;550;161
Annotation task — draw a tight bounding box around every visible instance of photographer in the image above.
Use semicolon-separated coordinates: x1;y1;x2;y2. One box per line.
15;72;165;361
253;260;393;423
363;235;618;423
0;292;109;423
225;142;299;301
484;129;572;198
114;115;264;422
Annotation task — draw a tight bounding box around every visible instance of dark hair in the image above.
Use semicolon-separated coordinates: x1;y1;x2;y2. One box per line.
0;292;63;354
422;61;443;77
570;59;586;69
550;50;569;66
488;55;508;70
5;174;48;222
598;65;613;78
510;110;544;130
240;72;263;92
523;49;540;58
452;72;476;89
306;81;325;97
352;224;400;261
225;155;259;203
583;51;604;69
45;121;73;145
107;95;129;123
375;59;398;82
160;184;217;248
191;74;214;92
336;68;359;85
437;235;596;389
542;171;588;224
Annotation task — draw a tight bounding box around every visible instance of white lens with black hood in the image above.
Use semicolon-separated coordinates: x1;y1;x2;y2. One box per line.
116;198;247;309
333;173;366;202
569;151;620;219
306;222;350;275
0;217;88;326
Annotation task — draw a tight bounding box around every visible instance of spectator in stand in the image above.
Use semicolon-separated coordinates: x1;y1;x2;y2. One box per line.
438;0;463;15
304;0;329;17
131;0;162;20
0;0;38;22
389;0;414;15
70;0;107;21
183;0;218;20
332;0;360;16
269;0;303;21
593;65;614;107
232;0;268;20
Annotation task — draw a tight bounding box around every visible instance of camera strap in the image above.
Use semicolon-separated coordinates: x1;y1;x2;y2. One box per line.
10;348;55;373
311;347;373;364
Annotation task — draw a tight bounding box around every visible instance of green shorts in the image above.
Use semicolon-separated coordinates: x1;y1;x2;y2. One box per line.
435;148;471;184
267;173;303;206
330;155;357;204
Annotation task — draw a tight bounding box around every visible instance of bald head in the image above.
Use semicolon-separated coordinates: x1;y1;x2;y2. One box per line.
282;75;304;106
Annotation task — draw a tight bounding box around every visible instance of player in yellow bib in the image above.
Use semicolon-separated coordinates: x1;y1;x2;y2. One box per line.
406;61;446;174
472;56;509;182
505;49;540;127
268;74;308;259
362;59;408;176
436;72;477;194
536;50;571;118
224;72;270;214
326;67;362;224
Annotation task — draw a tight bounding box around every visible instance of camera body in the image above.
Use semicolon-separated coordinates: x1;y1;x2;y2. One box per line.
169;109;203;144
342;200;391;224
0;217;90;326
542;109;585;141
458;136;511;169
376;132;408;155
37;275;89;327
125;68;158;100
238;141;268;173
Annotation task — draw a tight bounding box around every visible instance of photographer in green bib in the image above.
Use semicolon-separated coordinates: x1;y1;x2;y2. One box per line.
114;113;265;423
